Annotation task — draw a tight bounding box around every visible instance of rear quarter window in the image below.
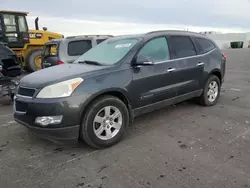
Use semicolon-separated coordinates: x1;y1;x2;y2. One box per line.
192;37;216;54
68;40;92;56
168;36;196;59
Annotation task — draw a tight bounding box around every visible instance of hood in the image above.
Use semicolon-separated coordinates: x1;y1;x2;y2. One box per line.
20;64;108;88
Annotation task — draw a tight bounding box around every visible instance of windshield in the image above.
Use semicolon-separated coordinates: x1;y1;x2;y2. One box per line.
74;38;138;65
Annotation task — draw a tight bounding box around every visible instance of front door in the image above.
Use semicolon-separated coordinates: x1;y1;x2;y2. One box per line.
129;37;180;109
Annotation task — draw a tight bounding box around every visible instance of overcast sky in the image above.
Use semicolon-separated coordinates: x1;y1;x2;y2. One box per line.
2;0;250;36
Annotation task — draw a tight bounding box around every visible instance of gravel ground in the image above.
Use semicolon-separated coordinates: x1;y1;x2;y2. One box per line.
1;49;250;188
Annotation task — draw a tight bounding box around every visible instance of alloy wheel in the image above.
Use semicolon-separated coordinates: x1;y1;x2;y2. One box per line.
207;81;218;103
93;106;122;140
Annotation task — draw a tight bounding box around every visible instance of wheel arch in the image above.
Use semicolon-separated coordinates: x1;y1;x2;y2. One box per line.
208;69;222;83
79;88;134;128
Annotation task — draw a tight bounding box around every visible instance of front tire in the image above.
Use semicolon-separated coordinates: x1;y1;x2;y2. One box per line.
198;75;221;106
80;96;129;149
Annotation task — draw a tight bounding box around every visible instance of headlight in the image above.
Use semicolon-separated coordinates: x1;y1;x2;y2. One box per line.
36;78;83;98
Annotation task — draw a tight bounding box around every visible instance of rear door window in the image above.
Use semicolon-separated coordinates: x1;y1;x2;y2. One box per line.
68;40;92;56
168;36;196;59
193;37;216;54
137;37;170;62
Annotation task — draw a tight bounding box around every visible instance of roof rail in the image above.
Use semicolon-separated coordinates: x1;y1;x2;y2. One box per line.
66;35;113;39
146;30;199;35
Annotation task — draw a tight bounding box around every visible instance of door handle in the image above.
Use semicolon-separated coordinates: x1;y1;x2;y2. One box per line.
167;68;176;73
197;62;205;66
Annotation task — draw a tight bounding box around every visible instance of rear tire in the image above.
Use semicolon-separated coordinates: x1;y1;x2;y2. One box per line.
198;75;221;106
80;96;129;149
25;49;43;72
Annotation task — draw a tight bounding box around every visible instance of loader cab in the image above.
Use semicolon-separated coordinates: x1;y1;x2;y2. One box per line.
0;10;29;48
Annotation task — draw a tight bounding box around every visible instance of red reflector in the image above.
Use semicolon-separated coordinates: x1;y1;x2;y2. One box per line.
222;53;227;60
57;61;64;65
23;37;29;40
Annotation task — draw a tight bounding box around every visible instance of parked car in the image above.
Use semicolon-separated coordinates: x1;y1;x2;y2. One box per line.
0;43;20;101
41;35;113;68
14;30;226;149
0;42;21;77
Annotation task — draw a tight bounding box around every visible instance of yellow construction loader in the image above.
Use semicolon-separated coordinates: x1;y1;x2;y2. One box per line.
0;10;64;72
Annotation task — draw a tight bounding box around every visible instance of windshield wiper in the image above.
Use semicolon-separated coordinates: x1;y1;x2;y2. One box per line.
78;60;102;66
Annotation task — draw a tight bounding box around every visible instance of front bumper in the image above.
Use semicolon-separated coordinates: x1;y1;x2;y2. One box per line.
13;94;90;143
15;118;79;143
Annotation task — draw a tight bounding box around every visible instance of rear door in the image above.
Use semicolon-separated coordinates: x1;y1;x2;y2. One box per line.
191;36;222;85
66;39;92;63
168;35;203;96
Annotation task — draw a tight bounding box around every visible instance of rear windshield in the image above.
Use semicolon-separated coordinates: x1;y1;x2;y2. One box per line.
43;44;58;57
68;40;92;56
74;38;138;65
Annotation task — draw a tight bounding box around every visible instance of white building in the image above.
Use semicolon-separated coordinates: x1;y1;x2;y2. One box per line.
204;32;250;49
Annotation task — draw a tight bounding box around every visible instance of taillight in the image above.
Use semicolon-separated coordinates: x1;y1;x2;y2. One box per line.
56;61;64;65
222;53;227;60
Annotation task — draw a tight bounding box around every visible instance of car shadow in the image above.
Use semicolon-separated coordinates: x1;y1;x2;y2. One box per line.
8;98;214;162
125;100;200;139
20;100;199;149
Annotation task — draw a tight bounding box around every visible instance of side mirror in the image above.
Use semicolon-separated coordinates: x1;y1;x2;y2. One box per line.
136;55;154;66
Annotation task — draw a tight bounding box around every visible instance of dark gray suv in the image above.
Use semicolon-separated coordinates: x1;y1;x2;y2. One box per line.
14;30;226;149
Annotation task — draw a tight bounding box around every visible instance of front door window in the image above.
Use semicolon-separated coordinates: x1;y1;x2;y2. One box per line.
137;37;170;62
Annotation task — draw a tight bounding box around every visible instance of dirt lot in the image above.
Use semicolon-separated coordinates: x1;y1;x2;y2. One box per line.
1;49;250;188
